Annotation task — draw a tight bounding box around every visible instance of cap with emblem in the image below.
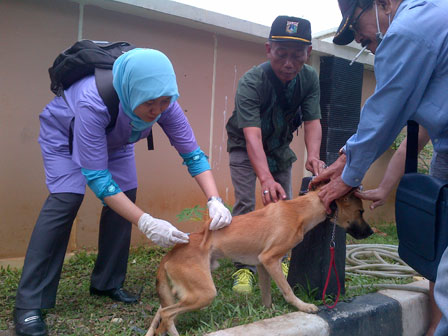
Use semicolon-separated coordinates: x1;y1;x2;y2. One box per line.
269;16;312;45
333;0;373;45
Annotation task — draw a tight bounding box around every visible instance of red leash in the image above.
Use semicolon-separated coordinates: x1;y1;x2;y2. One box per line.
322;223;341;309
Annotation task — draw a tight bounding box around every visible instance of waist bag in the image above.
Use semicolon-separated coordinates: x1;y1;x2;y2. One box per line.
395;120;448;281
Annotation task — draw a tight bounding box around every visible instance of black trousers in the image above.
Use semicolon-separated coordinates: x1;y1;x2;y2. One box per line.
15;189;136;309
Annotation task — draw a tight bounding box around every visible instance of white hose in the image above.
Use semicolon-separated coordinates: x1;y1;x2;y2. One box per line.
345;244;427;293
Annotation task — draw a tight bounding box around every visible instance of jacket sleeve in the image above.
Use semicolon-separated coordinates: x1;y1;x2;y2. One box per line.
342;31;438;186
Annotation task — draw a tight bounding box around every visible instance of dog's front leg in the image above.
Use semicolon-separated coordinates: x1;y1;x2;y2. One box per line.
257;264;272;307
260;255;318;314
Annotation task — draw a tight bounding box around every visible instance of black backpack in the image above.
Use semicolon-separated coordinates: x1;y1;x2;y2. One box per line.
48;40;154;151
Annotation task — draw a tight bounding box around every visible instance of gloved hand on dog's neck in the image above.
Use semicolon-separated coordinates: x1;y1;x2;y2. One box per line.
138;213;189;247
207;198;232;230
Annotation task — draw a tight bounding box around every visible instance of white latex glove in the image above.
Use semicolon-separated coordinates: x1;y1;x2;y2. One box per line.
138;213;189;248
207;198;232;230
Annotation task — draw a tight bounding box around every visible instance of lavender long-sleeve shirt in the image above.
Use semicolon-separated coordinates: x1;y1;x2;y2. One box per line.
38;75;199;194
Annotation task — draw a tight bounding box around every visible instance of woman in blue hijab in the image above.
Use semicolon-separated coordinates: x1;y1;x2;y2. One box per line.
14;48;232;336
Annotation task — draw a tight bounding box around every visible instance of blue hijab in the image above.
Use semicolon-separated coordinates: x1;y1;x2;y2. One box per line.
112;48;179;131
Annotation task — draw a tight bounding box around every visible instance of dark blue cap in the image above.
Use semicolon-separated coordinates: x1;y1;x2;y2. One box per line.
333;0;373;45
269;16;312;45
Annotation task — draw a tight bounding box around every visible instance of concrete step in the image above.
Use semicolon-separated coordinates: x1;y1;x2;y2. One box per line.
206;280;430;336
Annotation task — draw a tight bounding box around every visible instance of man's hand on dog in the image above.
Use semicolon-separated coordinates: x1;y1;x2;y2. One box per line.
318;176;352;213
207;199;232;230
261;178;287;206
355;187;388;210
311;154;353;213
306;157;327;176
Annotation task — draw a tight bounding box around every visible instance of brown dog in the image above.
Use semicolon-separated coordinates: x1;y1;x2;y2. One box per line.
146;189;373;336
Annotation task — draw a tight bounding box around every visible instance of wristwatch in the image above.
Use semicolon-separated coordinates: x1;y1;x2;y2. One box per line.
208;196;223;203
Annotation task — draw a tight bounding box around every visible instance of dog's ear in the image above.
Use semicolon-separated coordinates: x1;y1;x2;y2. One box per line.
309;180;326;191
329;200;337;214
336;188;358;205
343;187;358;199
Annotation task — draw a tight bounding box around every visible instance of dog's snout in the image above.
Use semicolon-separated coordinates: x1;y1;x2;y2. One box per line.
347;220;373;240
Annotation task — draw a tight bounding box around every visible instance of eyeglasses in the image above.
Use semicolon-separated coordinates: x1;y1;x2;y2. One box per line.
349;6;370;33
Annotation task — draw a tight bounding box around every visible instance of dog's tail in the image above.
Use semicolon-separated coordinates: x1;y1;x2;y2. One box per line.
199;218;213;249
146;305;162;336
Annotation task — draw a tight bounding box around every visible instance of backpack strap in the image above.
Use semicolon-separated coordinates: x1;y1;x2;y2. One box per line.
94;68;154;150
147;131;154;150
405;120;419;174
95;68;119;132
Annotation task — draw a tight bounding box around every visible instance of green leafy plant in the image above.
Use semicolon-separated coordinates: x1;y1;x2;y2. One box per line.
176;205;206;222
176;203;233;222
417;141;434;174
391;130;434;174
391;131;406;151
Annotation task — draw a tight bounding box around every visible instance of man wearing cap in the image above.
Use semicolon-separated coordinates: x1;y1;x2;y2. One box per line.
225;15;325;294
311;0;448;335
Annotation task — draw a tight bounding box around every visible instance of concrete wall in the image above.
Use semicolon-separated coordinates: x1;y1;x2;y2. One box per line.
0;0;390;260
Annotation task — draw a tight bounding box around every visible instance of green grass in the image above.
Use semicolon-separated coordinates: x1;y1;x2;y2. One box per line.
0;248;295;335
0;222;407;335
346;221;400;245
345;221;414;298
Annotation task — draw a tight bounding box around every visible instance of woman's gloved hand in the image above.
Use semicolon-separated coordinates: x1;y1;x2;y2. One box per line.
138;213;189;247
207;197;232;230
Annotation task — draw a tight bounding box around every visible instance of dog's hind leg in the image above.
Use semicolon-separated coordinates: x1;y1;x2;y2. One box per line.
257;264;272;308
146;306;162;336
157;286;217;336
260;253;318;313
156;256;217;335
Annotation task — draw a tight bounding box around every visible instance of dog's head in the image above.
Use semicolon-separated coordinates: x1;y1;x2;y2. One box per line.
333;190;373;240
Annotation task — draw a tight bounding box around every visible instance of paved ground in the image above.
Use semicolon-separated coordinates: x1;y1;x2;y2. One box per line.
206;280;430;336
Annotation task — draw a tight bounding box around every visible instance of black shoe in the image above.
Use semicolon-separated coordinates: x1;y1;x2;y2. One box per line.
14;308;48;336
89;287;138;304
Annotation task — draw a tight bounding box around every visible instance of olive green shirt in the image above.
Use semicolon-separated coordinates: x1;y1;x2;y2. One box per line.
226;63;321;172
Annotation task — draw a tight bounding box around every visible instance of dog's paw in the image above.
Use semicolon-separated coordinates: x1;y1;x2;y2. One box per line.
301;303;319;314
